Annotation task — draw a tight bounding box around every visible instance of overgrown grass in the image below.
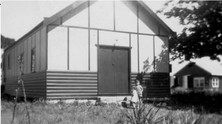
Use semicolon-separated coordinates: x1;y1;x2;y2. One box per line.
1;99;222;124
1;100;125;124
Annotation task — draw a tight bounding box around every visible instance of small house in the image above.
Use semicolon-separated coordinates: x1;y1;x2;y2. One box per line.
173;62;222;92
2;0;174;100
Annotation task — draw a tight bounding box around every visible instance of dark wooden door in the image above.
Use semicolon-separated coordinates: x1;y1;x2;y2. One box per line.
98;46;130;95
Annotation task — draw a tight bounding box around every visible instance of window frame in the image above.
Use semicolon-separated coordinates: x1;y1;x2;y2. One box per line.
212;78;219;88
19;53;24;74
193;77;205;88
31;47;36;73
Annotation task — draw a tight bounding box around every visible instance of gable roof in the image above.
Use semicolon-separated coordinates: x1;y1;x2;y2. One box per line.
47;0;175;35
173;62;212;76
137;1;175;35
5;0;175;52
172;57;222;76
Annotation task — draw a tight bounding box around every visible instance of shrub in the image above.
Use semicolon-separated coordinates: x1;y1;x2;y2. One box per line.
170;91;222;113
123;102;165;124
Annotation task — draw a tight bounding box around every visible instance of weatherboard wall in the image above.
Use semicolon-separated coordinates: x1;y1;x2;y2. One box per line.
46;71;97;100
3;24;47;98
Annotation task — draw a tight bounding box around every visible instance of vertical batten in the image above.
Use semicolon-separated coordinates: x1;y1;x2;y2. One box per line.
113;0;116;31
67;27;70;70
46;26;48;70
88;0;90;71
137;5;140;72
97;30;100;94
153;36;155;71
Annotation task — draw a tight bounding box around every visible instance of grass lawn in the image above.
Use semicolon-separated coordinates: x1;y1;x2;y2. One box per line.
1;99;222;124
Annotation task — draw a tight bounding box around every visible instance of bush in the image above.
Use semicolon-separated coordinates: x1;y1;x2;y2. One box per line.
123;103;164;124
170;91;222;113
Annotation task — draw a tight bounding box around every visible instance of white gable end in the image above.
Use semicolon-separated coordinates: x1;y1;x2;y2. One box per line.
47;1;171;73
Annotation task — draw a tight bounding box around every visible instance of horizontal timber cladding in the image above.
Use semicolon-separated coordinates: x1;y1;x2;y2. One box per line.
46;71;98;100
131;72;170;98
5;71;47;99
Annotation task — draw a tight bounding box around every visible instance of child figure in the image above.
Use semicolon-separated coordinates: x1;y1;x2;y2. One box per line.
134;79;143;102
131;87;139;108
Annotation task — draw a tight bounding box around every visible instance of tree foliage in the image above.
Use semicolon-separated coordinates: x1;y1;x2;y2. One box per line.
1;35;15;50
158;1;222;61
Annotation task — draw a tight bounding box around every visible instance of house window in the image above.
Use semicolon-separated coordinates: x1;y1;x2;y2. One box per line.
19;53;24;73
212;78;219;88
193;77;205;88
8;54;11;69
31;48;36;72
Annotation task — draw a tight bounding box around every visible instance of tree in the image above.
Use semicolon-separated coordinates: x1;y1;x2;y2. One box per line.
158;1;222;61
1;35;15;50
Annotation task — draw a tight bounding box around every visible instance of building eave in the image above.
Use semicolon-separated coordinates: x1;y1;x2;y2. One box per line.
4;0;175;52
173;62;212;76
136;0;176;36
4;21;44;52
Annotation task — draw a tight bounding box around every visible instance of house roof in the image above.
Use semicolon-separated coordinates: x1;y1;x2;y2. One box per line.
171;56;222;76
5;0;175;52
46;0;175;34
137;1;175;35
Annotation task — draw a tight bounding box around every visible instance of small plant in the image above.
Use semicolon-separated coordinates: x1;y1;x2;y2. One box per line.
11;55;30;124
123;102;164;124
163;110;202;124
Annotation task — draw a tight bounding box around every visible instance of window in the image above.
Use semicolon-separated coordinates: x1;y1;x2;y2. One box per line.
19;53;24;73
8;54;11;69
212;78;219;88
193;77;205;88
31;48;36;72
194;79;199;87
200;79;204;87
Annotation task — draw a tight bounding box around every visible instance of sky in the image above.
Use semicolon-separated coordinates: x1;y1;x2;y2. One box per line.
1;0;184;41
1;0;221;75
